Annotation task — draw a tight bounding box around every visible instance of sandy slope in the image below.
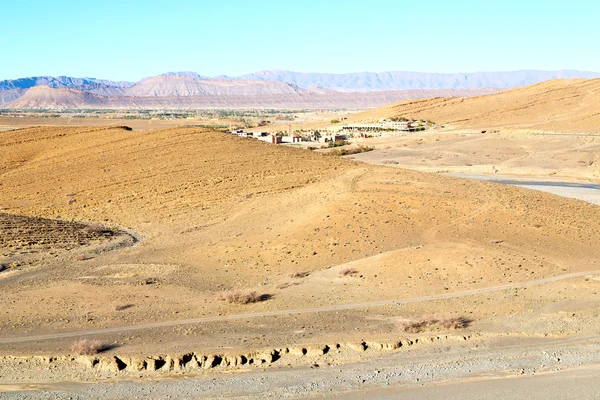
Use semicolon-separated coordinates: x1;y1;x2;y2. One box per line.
1;125;600;359
348;78;600;133
349;129;600;181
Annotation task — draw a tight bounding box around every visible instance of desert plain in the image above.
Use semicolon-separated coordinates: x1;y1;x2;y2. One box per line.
1;79;600;398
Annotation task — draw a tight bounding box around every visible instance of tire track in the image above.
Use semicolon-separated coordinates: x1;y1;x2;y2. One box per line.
1;268;598;344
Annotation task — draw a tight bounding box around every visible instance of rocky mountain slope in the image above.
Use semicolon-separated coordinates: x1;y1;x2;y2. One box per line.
0;76;132;97
123;75;304;97
0;89;22;105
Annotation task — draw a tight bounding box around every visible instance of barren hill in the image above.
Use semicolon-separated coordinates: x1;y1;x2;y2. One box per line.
5;86;107;109
3;86;495;109
124;76;305;97
349;78;600;133
2;125;600;358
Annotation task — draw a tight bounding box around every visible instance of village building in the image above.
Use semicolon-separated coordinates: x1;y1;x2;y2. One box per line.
341;119;414;133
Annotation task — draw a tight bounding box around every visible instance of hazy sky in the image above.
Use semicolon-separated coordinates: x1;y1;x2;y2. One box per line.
1;0;598;81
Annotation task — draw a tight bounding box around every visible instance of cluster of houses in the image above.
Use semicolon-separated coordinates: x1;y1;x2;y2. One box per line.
224;118;429;145
340;119;416;133
224;129;345;145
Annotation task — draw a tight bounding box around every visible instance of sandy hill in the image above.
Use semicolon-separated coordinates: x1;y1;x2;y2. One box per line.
2;124;600;357
349;78;600;133
123;76;304;97
5;86;107;109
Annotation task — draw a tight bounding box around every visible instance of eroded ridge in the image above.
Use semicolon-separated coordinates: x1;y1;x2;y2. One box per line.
0;334;474;374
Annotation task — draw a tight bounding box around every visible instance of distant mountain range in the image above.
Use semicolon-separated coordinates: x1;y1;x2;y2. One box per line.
5;85;496;110
232;69;600;92
1;69;598;109
0;76;132;94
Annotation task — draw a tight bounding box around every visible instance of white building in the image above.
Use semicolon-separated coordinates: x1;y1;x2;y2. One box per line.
380;119;413;130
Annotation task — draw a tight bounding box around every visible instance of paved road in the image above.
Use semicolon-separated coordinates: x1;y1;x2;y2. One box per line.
2;268;598;344
534;133;600;137
447;173;600;205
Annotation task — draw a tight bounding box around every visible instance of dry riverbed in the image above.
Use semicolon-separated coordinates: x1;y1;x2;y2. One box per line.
2;335;600;399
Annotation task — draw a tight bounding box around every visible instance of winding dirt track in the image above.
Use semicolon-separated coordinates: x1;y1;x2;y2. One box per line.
2;269;598;344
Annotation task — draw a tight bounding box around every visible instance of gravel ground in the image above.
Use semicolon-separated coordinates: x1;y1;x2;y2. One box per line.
336;364;600;400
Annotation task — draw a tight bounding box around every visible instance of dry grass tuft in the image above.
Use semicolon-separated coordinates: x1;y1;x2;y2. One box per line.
217;290;269;304
114;304;134;311
276;282;291;290
71;339;103;355
276;281;302;289
289;271;310;279
74;254;91;261
83;222;106;233
329;145;374;156
399;315;471;333
338;267;359;277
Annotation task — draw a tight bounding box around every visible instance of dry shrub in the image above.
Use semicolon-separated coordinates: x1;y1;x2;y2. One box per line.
399;315;471;333
74;254;90;261
276;281;301;289
84;222;104;232
338;267;359;277
276;282;291;290
217;290;267;304
114;304;134;311
329;145;374;156
290;271;310;279
71;339;103;355
82;222;110;235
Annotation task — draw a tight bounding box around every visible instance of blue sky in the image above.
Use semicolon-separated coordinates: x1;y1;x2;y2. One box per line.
1;0;598;81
